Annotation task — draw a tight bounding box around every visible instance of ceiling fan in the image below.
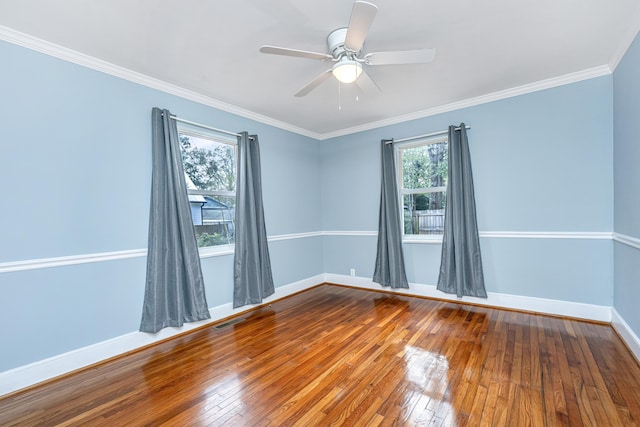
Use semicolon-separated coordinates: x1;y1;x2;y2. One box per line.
259;1;436;97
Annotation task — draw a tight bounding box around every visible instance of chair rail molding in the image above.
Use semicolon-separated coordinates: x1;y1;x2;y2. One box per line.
0;230;616;274
613;232;640;250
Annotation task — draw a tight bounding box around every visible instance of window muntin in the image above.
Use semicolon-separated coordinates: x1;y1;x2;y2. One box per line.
397;136;448;236
178;125;236;248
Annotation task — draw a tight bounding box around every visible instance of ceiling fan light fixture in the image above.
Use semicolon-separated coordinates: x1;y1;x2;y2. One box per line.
332;59;362;84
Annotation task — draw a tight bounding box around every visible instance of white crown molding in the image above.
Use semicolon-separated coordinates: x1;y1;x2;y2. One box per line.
611;308;640;364
0;274;325;397
318;66;612;140
0;25;322;141
613;232;640;250
609;3;640;71
0;25;613;142
324;273;612;323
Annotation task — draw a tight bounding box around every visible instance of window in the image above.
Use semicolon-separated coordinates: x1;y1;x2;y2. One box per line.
397;136;448;237
178;124;237;248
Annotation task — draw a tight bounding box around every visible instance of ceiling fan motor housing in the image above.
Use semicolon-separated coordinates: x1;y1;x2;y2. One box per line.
327;28;356;58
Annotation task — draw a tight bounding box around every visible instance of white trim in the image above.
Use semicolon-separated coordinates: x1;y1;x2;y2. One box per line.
188;189;235;197
321;230;378;237
0;25;321;141
613;232;640;250
176;118;241;143
0;274;326;397
268;231;323;241
321;230;613;240
404;236;443;244
611;308;640;363
323;273;612;323
401;187;447;195
609;4;640;71
0;26;612;141
4;273;639;397
479;231;613;240
318;66;612;140
0;232;326;274
0;231;615;274
198;245;235;258
0;249;147;274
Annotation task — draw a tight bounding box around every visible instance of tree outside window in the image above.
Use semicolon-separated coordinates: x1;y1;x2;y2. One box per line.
179;129;236;247
398;137;448;235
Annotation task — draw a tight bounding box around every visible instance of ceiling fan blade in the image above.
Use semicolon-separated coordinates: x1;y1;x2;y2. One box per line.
260;45;333;61
344;1;378;53
365;49;436;66
355;69;381;95
294;69;333;97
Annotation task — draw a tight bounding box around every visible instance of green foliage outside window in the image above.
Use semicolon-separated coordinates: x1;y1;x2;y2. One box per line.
196;232;230;247
180;135;235;195
401;140;447;192
180;132;237;247
401;139;448;235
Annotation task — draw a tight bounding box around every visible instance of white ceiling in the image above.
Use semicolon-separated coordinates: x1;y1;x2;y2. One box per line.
1;0;639;138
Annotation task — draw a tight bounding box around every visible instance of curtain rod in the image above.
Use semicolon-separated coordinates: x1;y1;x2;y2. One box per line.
387;125;471;144
166;114;254;140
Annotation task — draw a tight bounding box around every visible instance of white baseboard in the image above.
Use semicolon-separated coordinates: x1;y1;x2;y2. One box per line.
611;308;640;363
3;273;634;398
323;274;612;322
0;274;325;397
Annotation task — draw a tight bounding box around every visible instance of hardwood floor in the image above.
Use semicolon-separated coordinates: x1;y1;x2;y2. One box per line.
1;284;639;426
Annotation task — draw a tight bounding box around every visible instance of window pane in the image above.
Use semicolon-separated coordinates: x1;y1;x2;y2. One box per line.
180;134;236;192
180;131;236;248
188;195;235;247
403;192;446;235
401;141;447;190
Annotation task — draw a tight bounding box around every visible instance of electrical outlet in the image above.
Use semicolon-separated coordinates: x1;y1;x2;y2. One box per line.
350;268;356;277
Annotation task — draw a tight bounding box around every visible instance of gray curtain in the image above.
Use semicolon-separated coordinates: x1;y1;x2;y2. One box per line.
437;124;487;298
373;139;409;289
233;132;275;308
140;108;211;333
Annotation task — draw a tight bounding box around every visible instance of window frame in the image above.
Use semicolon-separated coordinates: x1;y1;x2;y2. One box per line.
177;123;238;256
395;134;448;243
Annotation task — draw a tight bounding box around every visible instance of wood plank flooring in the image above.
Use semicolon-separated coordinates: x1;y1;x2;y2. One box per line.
1;284;639;426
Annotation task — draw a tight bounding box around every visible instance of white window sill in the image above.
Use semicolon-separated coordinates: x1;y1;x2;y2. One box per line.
403;235;443;244
198;244;235;258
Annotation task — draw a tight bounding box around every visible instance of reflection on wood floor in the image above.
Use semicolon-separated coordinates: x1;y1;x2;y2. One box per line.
1;284;639;426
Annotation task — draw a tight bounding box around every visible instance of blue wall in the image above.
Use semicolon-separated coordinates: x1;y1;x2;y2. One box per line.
0;40;323;371
613;31;640;338
0;33;630;374
321;76;614;303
